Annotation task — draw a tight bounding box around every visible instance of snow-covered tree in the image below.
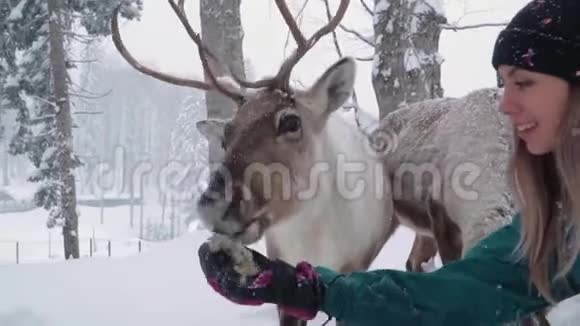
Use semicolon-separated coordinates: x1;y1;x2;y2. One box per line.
0;1;10;144
199;0;245;163
0;0;142;259
171;94;207;165
372;0;446;118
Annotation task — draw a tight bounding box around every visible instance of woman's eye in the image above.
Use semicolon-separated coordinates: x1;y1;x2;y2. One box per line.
515;80;534;88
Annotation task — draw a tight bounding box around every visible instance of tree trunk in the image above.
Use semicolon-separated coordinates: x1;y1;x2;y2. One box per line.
199;0;246;164
2;140;9;186
47;0;80;259
372;0;446;119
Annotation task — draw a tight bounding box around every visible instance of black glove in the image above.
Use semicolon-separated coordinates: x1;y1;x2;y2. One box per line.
198;235;325;320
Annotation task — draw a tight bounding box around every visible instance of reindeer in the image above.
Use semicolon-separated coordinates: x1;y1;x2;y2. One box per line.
379;90;551;325
111;1;520;325
380;87;517;273
112;2;395;325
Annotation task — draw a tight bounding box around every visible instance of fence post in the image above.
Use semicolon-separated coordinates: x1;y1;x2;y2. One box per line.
16;241;19;264
138;240;142;253
108;240;111;257
89;238;93;257
92;227;96;252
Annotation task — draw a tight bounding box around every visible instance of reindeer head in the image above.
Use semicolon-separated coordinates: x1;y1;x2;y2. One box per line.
196;58;355;243
111;0;352;244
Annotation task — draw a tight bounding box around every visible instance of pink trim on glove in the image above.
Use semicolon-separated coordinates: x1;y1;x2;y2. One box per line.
249;270;273;288
296;261;318;282
207;278;264;306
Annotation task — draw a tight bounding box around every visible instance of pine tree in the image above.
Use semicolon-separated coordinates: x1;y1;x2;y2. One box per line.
0;0;142;259
171;94;207;165
0;1;11;141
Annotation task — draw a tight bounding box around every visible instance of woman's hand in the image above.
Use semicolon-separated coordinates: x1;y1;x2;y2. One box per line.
197;235;325;320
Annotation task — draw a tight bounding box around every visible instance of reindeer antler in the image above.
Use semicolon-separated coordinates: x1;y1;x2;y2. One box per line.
272;0;350;90
111;1;245;104
111;0;350;100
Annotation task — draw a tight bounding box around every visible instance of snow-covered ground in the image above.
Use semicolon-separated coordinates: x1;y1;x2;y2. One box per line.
0;186;414;326
2;0;580;324
0;188;579;325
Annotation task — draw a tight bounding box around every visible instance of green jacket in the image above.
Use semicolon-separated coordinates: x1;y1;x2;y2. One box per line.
315;213;580;325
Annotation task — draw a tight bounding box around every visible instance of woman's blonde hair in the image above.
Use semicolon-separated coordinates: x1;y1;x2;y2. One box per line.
509;85;580;303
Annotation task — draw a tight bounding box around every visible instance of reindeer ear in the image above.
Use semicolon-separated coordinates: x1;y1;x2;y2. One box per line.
303;57;356;117
196;119;226;141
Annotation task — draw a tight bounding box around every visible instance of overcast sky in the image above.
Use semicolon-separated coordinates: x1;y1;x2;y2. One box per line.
105;0;529;117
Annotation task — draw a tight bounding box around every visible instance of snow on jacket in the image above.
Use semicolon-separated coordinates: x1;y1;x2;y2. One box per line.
315;212;580;325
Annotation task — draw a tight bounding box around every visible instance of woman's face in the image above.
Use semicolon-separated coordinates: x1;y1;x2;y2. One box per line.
498;65;571;155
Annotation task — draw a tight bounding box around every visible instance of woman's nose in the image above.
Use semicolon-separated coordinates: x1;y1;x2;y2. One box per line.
499;89;519;115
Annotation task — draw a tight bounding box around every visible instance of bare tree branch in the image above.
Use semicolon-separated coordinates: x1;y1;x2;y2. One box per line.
72;111;104;115
68;90;112;100
441;22;508;31
322;0;342;56
338;24;374;47
66;75;115;103
356;55;373;61
336;19;507;51
67;59;99;64
321;0;366;134
359;0;372;16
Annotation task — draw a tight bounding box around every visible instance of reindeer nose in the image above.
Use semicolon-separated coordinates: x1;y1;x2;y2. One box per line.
198;191;217;206
199;169;227;206
209;168;227;193
214;168;226;186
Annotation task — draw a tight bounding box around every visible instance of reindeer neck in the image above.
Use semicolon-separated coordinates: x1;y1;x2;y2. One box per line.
265;113;393;270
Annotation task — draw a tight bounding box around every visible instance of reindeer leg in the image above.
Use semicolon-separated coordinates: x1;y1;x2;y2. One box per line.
536;310;551;326
522;310;550;326
278;309;307;326
392;199;437;273
427;199;462;265
405;234;438;272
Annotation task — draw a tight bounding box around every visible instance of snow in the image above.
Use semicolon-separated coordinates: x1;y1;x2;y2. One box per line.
7;0;26;21
207;234;260;278
0;192;419;326
41;146;57;164
0;57;7;70
4;74;19;88
1;187;579;325
2;0;580;325
374;0;390;13
15;48;34;66
385;19;394;33
422;0;446;17
216;75;243;93
409;1;446;34
0;231;274;326
404;48;421;72
4;149;580;324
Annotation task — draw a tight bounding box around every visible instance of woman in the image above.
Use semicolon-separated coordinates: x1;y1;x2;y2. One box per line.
197;0;580;324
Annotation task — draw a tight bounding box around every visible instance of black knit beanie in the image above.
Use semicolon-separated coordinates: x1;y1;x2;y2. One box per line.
492;0;580;84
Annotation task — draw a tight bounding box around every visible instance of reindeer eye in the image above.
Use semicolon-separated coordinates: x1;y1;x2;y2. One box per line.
277;114;301;135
